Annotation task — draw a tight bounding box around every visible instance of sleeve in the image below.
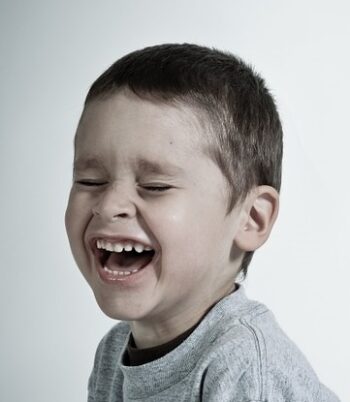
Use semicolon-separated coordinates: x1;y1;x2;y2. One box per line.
87;337;105;402
265;368;341;402
200;351;341;402
200;351;264;402
87;370;96;402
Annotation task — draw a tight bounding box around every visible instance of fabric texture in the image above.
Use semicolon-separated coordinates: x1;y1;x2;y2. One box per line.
126;319;201;366
87;284;340;402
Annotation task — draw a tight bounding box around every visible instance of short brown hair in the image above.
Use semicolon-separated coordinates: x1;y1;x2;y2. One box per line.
82;43;283;279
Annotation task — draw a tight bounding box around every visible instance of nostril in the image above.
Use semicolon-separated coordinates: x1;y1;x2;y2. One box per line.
92;209;135;222
111;213;129;221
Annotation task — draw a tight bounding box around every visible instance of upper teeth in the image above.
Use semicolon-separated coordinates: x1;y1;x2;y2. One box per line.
96;239;153;253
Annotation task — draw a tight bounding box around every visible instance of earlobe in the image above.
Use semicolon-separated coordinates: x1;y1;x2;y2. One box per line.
234;186;279;252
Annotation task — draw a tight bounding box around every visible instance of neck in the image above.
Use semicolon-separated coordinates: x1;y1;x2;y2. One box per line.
130;311;201;349
130;283;236;349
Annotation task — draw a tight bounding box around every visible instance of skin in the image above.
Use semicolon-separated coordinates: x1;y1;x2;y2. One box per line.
65;89;279;348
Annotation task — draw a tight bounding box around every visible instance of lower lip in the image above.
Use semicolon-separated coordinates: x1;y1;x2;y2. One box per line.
96;254;158;287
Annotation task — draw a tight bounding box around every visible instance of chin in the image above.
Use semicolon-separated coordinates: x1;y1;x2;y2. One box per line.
94;292;149;322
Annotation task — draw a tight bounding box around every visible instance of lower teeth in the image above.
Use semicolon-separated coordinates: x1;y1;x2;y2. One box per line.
103;266;140;276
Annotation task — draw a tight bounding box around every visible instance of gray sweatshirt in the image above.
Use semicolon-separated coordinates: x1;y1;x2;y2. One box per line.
87;284;340;401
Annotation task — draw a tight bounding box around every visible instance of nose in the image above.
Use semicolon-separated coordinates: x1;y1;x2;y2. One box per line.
92;183;137;222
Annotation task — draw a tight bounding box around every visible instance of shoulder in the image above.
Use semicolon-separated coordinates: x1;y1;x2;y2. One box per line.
94;321;130;361
88;321;129;393
99;320;130;345
201;305;340;401
199;305;269;401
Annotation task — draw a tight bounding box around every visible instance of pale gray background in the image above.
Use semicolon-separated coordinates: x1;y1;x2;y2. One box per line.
1;1;349;401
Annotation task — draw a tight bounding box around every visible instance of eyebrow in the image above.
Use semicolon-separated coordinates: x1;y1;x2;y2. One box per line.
73;157;106;172
136;158;184;176
73;157;184;176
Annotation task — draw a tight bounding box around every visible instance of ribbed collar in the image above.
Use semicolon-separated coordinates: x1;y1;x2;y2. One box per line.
126;318;201;366
117;284;252;399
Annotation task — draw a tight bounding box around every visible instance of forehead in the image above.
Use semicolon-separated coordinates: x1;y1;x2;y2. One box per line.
74;91;211;169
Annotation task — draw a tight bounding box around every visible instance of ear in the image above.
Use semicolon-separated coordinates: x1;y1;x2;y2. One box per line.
234;186;280;252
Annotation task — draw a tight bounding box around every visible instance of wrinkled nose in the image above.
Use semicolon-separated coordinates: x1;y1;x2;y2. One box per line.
92;183;137;222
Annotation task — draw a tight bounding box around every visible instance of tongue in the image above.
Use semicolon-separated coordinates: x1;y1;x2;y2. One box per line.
105;251;153;272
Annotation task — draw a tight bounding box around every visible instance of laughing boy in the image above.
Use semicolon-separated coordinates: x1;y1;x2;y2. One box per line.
65;43;340;401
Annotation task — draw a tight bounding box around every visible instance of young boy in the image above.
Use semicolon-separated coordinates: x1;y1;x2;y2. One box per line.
65;43;340;401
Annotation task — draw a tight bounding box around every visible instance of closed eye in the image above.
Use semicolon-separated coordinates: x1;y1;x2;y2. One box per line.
141;186;172;192
75;180;107;186
74;181;172;192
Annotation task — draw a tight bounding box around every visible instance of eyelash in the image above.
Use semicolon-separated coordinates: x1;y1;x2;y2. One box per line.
141;186;170;192
75;181;171;192
75;181;106;187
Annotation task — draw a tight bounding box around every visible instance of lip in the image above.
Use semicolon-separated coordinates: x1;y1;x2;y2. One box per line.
96;255;158;286
86;233;159;287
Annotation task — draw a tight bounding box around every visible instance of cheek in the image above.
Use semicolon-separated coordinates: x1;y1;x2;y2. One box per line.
156;195;229;266
65;193;93;272
154;194;222;237
147;197;214;263
65;191;88;243
148;196;196;241
65;192;75;237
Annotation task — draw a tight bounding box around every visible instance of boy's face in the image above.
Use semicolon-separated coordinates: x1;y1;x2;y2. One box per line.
65;90;245;333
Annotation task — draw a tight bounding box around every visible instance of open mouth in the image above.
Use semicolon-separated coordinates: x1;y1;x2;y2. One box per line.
93;239;156;278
